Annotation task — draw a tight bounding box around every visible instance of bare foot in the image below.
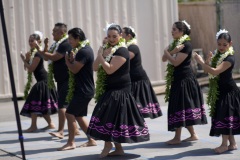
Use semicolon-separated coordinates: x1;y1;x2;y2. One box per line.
228;145;238;151
182;135;199;142
41;124;55;130
165;139;181;145
108;150;125;156
77;140;97;148
57;144;76;151
99;143;113;158
214;145;228;154
24;127;38;133
49;132;64;139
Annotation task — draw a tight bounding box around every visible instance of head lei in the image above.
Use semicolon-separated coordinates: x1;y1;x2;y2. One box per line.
103;22;116;35
182;20;191;30
216;29;228;40
34;31;43;40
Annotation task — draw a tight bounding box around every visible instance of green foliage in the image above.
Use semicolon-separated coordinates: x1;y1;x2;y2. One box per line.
94;65;107;102
65;40;90;103
164;64;174;102
164;35;190;102
23;72;32;99
47;63;55;89
206;52;221;117
66;71;75;103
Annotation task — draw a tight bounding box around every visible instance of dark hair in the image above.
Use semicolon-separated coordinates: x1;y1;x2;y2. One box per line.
55;23;67;33
174;21;191;35
108;24;122;34
68;28;86;41
217;33;231;43
30;34;41;41
123;27;136;38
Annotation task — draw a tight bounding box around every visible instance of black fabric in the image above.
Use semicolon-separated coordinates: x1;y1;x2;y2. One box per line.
66;96;91;117
66;45;95;117
53;39;72;83
57;81;68;108
168;41;208;131
105;47;131;90
218;55;234;87
173;41;193;78
87;87;149;143
128;45;148;81
210;55;240;136
74;45;95;98
128;44;162;119
132;79;162;119
20;54;58;117
33;53;47;81
87;46;149;143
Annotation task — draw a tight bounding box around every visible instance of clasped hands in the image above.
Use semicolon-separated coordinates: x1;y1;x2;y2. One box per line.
97;46;112;58
164;44;184;56
193;51;213;65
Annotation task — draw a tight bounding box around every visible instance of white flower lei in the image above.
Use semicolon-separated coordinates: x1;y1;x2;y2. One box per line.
168;34;190;63
126;38;137;47
66;39;90;103
209;46;234;79
48;34;69;64
176;34;190;46
102;38;126;62
72;39;90;56
29;48;38;64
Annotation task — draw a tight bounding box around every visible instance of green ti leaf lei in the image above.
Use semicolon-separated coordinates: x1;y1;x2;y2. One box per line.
207;46;234;117
65;39;90;103
164;34;190;102
23;48;37;99
94;38;126;102
47;34;68;89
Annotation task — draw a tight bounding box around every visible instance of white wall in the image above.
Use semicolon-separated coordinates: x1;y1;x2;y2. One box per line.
0;0;178;99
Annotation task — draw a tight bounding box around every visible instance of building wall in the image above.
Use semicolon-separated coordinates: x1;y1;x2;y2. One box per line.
179;0;240;71
0;0;178;99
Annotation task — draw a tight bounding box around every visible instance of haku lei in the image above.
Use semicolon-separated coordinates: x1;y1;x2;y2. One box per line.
94;38;126;102
47;34;68;89
207;46;234;117
164;34;190;102
66;39;90;103
126;38;137;47
23;48;38;99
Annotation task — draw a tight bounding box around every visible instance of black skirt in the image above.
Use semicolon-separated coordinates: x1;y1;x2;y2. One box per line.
131;79;162;119
20;80;58;117
210;82;240;136
168;74;208;131
87;87;150;143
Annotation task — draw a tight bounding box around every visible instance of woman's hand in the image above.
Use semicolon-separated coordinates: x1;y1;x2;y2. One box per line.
193;52;204;64
25;52;31;62
44;38;49;52
98;46;104;57
205;51;213;65
20;53;25;62
171;44;184;55
102;47;111;58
